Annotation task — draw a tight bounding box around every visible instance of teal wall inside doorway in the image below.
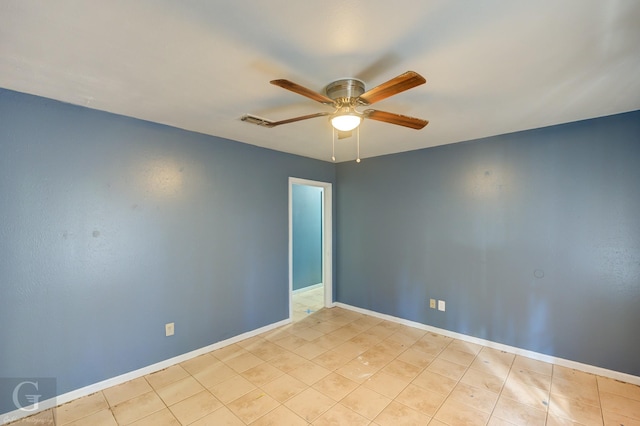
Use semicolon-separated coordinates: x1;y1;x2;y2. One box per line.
292;184;323;291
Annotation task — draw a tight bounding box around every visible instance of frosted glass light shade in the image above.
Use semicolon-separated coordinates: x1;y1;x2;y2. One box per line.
331;114;362;131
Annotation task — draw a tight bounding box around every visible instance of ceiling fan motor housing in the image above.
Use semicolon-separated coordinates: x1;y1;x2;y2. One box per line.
325;78;365;103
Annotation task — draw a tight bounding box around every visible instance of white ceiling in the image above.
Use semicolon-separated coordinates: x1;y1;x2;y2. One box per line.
1;1;639;162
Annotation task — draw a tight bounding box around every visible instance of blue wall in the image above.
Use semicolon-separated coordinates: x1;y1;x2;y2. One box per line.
336;110;640;376
292;184;323;291
0;89;335;413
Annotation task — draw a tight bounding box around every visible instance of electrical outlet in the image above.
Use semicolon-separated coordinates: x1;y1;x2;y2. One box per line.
438;300;446;311
429;299;436;309
165;322;175;336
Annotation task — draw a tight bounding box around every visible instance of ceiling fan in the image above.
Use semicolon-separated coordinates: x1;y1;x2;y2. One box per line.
242;71;429;133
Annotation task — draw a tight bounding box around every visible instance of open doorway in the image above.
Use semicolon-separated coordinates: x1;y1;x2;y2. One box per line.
289;177;332;321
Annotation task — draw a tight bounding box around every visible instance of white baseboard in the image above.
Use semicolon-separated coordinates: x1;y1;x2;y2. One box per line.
334;302;640;386
292;282;323;294
0;318;291;425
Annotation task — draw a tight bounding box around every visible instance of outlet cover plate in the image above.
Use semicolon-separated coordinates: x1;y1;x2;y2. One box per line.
438;300;446;311
165;322;175;336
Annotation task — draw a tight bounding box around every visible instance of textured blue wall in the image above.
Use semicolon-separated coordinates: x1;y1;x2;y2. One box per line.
292;184;323;291
336;110;640;376
0;89;335;412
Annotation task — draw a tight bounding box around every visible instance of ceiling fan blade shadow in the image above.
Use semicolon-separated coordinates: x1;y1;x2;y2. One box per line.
354;52;401;83
364;109;428;129
358;71;426;105
270;79;335;105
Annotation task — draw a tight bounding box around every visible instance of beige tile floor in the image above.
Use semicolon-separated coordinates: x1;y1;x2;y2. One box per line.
9;299;640;425
292;286;325;322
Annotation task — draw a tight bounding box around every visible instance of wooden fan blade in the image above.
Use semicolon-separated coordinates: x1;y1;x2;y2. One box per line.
270;79;335;105
364;109;429;129
358;71;426;105
263;112;331;127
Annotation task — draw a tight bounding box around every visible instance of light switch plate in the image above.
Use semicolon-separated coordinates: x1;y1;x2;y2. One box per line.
438;300;445;311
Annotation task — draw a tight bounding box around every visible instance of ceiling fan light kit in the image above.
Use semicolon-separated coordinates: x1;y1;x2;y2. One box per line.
242;71;428;162
330;109;362;131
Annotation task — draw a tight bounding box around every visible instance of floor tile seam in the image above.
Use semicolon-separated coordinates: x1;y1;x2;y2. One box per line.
512;361;547;375
547;388;603;409
328;381;367;404
254;380;301;405
335;385;392;422
59;390;121;425
414;354;468;423
165;398;212;426
487;412;519;426
436;343;481;370
103;384;138;409
111;393;168;426
284;393;339;423
544;406;602;426
191;373;218;390
500;381;553;415
505;363;554;394
433;393;495;425
59;406;116;426
598;388;640;403
152;372;202;394
505;378;553;414
251;403;309;426
430;355;472;384
190;372;232;396
550;374;599;389
428;385;459;424
476;379;505;426
465;363;511;387
596;375;605;426
496;393;550;417
596;378;640;401
474;355;513;371
439;384;498;417
367;366;416;400
231;399;282;426
597;390;640;420
121;404;178;426
484;352;517;370
601;408;640;423
454;377;503;400
509;365;553;381
157;379;215;410
137;388;169;422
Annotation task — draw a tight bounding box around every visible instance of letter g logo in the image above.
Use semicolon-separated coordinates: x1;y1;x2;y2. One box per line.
12;381;41;411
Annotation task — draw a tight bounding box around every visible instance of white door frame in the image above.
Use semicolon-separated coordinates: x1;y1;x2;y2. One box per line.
289;177;333;319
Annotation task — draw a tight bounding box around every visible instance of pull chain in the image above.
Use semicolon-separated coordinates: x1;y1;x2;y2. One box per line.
331;127;336;162
356;126;361;163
